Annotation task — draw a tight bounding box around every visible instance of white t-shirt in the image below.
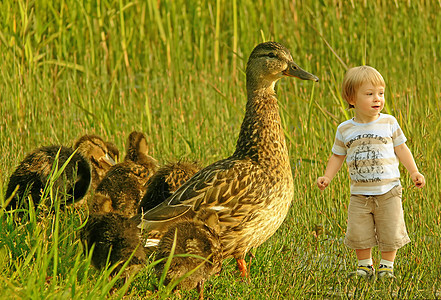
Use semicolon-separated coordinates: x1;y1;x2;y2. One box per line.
332;113;406;195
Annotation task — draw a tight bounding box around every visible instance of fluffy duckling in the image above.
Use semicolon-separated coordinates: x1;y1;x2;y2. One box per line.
81;159;197;277
81;129;155;275
154;220;222;299
74;134;119;191
4;145;92;210
90;131;158;217
139;161;201;213
3;135;117;211
81;212;146;277
139;42;318;277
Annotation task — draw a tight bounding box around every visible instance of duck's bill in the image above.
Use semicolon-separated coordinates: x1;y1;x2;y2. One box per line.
100;153;117;166
283;62;319;82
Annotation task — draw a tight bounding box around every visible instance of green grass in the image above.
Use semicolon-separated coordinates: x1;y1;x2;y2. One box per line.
1;0;440;298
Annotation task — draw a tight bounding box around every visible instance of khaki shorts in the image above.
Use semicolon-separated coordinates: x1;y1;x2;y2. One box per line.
344;185;410;252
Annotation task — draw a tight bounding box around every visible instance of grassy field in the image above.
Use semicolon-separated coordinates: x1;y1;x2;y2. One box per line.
1;0;440;298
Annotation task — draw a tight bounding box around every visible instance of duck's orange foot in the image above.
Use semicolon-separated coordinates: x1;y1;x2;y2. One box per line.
236;258;248;277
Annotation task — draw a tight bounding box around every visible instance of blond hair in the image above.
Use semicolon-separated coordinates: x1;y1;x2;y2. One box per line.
341;66;385;108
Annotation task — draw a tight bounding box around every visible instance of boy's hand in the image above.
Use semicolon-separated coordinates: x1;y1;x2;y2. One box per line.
411;172;425;188
317;176;331;190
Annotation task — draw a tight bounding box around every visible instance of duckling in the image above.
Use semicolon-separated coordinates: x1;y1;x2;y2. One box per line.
3;134;117;211
154;220;222;299
139;161;201;213
138;42;318;277
74;134;119;191
90;131;158;217
81;212;146;277
4;146;92;210
82;160;198;277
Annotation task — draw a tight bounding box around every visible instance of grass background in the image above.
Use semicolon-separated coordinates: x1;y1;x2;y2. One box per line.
1;0;440;298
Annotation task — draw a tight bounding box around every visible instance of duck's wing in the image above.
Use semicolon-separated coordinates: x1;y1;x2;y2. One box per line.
139;158;258;228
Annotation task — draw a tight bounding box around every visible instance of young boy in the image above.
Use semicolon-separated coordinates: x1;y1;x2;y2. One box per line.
317;66;425;279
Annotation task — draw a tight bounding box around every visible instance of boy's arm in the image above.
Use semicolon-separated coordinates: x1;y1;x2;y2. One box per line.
394;143;425;188
317;154;346;190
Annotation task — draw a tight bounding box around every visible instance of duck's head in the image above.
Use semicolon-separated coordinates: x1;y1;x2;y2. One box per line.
125;131;148;161
125;131;158;167
246;41;319;91
74;135;117;176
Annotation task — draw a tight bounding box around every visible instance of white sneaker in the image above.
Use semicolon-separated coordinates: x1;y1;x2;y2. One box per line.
377;265;396;280
348;265;375;280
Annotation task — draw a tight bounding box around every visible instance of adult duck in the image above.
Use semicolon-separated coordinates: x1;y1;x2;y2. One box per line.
139;41;318;277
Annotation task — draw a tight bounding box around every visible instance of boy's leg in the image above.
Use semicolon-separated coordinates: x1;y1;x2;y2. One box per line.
356;248;372;260
345;193;377;280
375;186;409;280
381;250;397;261
349;248;375;279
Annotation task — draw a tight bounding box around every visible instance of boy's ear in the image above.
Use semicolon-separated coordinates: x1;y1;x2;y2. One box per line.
348;96;356;107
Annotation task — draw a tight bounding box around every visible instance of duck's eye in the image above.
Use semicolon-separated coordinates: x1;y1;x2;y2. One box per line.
267;52;276;58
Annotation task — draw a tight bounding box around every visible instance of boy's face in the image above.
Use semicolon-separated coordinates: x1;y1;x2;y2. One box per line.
349;81;385;123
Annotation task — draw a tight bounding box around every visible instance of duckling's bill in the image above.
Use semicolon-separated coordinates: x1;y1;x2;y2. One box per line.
282;61;319;82
100;153;117;166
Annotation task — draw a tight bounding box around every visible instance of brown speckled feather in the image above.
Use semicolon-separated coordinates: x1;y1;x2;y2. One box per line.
139;160;201;213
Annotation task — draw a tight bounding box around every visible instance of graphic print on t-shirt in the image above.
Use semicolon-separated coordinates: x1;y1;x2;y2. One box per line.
349;140;384;183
